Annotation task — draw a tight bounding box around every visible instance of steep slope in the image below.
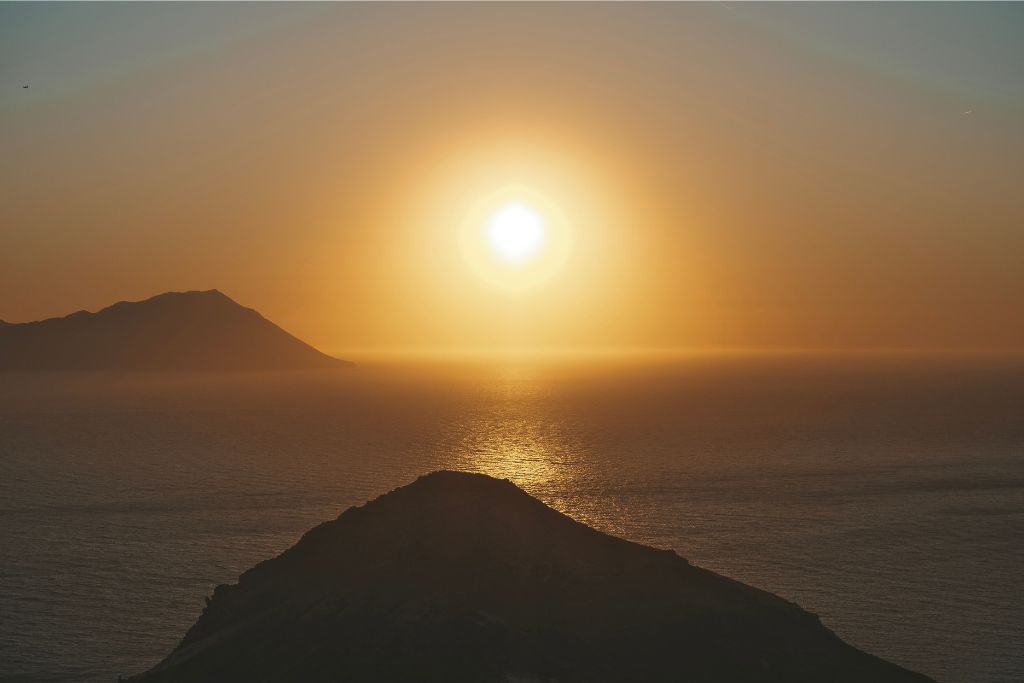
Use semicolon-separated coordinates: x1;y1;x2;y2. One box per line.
0;290;349;371
130;471;933;683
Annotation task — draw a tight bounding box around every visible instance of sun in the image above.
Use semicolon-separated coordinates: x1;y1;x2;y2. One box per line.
460;186;572;292
486;202;545;264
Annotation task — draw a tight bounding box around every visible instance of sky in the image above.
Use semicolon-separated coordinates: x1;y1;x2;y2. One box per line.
2;3;1022;353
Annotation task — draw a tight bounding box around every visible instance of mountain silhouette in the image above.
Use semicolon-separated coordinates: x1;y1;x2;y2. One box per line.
0;290;350;371
129;471;933;683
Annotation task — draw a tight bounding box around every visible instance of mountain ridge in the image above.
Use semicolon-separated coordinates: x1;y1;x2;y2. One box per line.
0;289;350;371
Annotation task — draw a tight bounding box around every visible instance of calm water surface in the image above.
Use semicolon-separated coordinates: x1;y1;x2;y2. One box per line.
0;355;1021;682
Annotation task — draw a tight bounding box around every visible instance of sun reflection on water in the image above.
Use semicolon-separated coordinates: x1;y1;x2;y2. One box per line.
434;362;630;537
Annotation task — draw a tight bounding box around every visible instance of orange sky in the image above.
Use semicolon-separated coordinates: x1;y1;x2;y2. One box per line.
2;3;1022;352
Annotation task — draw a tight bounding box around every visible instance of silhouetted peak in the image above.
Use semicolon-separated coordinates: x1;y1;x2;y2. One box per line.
0;290;350;371
157;288;231;301
322;470;594;546
130;470;934;683
112;289;238;309
328;470;580;551
392;470;528;503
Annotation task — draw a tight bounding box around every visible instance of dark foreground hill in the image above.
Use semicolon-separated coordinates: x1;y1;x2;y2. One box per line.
129;471;933;683
0;290;349;371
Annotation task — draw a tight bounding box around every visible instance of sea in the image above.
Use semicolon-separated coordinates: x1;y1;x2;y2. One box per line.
0;353;1021;682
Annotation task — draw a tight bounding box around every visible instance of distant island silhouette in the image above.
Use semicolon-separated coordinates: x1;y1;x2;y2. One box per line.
129;471;933;682
0;290;350;371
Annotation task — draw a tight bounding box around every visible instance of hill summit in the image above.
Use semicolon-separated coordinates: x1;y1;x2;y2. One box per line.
0;290;349;371
130;471;933;682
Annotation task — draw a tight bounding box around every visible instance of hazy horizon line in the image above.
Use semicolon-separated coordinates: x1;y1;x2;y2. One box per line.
327;345;1024;362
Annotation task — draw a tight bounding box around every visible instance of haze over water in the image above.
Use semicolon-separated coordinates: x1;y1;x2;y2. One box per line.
1;353;1021;683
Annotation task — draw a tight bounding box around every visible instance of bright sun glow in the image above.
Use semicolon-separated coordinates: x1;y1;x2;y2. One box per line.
459;186;572;292
486;202;545;264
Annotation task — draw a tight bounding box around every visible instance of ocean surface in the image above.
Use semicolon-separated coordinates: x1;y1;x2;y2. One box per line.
0;354;1021;682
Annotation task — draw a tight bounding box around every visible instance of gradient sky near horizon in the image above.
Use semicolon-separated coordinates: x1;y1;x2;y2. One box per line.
2;3;1022;352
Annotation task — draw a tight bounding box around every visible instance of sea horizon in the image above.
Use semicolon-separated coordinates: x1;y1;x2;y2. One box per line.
2;354;1021;681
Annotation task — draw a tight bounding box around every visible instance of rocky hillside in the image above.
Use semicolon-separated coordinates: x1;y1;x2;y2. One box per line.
129;471;932;682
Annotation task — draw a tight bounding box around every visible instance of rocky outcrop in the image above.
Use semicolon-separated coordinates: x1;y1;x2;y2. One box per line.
130;471;933;682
